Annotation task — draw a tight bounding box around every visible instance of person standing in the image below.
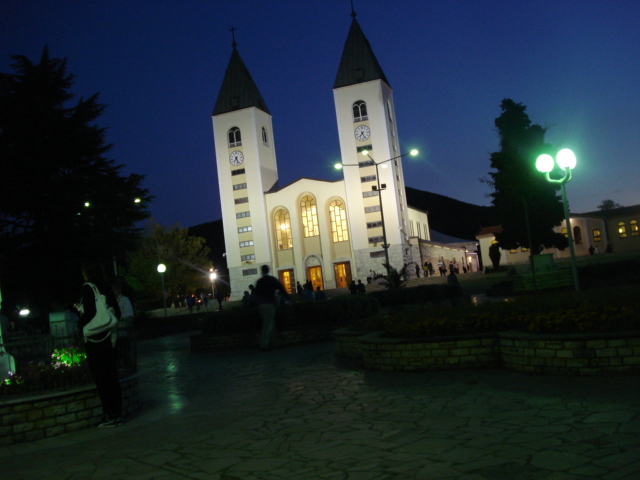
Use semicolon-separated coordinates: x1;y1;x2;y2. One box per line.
254;265;289;350
79;261;122;428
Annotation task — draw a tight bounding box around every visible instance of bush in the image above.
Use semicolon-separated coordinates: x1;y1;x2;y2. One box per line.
368;284;460;308
1;346;92;397
199;295;380;335
383;284;640;338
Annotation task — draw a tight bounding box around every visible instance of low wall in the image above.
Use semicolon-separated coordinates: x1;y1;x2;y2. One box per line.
500;331;640;374
0;376;139;446
359;332;500;372
191;324;340;351
339;330;640;374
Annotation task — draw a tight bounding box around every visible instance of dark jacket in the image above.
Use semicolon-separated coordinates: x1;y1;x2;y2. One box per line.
254;275;289;305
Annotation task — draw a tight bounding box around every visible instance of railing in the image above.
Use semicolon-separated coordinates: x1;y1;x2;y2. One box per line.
1;318;137;398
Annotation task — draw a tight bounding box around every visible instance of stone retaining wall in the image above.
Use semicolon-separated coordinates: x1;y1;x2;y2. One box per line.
0;376;139;446
500;332;640;374
338;329;640;374
359;332;500;372
191;324;342;351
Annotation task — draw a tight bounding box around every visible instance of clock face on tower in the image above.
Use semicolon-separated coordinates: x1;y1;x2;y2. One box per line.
229;150;244;166
354;125;371;142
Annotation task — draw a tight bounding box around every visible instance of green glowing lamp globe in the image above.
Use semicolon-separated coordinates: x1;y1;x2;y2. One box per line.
556;148;577;169
536;154;555;173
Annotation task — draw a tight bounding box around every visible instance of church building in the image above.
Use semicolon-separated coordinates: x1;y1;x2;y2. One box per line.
212;14;469;300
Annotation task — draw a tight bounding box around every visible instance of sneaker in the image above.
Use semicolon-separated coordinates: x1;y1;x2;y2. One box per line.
97;416;123;428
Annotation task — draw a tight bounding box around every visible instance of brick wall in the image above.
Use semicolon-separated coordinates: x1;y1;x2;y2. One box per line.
345;331;640;374
0;376;138;446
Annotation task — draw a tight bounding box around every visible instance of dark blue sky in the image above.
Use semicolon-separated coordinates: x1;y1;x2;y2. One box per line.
3;1;639;228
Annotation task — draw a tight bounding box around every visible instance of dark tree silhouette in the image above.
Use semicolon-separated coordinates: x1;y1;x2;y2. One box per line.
487;99;567;255
0;47;152;310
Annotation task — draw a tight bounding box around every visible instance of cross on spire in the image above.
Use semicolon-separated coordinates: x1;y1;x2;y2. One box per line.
350;0;356;18
230;25;237;48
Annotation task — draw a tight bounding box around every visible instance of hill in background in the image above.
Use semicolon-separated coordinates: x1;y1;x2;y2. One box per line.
405;187;497;241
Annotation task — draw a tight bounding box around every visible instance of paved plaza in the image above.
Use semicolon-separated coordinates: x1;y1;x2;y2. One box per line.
3;331;640;479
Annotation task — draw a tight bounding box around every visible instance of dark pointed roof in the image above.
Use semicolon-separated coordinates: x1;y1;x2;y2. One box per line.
213;48;270;116
334;17;390;89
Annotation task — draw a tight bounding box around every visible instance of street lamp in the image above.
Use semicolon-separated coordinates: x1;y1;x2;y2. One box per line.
335;149;418;278
209;268;217;301
535;148;580;292
157;263;168;318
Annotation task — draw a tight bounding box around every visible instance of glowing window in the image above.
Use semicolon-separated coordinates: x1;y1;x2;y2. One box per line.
352;101;368;122
619;222;627;238
274;209;293;250
631;220;638;236
228;127;241;147
329;199;349;243
592;229;602;242
300;195;319;237
561;227;568;238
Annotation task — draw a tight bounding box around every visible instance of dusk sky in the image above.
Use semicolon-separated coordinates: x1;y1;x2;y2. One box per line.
2;1;639;229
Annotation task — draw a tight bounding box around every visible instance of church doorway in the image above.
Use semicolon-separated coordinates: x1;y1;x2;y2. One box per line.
306;266;323;291
333;262;352;288
279;269;295;294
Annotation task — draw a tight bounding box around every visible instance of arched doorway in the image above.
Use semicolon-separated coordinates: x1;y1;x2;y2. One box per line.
304;255;324;291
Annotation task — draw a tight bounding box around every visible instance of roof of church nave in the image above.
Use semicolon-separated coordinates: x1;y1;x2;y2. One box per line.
212;46;271;116
266;176;344;194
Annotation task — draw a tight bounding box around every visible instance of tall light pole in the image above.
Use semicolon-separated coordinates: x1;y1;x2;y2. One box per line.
157;263;168;318
335;149;418;279
535;148;580;292
209;268;217;301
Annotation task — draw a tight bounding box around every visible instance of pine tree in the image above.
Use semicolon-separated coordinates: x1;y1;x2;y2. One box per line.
0;48;151;307
488;99;567;254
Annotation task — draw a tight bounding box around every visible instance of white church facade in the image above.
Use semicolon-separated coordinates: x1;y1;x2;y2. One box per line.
212;15;470;299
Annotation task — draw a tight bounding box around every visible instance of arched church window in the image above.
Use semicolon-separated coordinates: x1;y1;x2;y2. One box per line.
262;127;268;145
274;209;293;250
300;195;319;237
352;101;368;122
619;222;627;238
329;199;349;243
573;226;583;244
228;127;241;147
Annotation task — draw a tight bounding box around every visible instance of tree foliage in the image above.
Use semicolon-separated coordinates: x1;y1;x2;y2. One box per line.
597;199;622;211
488;99;567;254
0;48;152;307
124;222;212;301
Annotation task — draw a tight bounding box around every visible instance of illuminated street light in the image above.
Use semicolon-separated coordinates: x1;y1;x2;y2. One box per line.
157;263;168;318
335;150;418;279
536;148;580;291
209;268;217;301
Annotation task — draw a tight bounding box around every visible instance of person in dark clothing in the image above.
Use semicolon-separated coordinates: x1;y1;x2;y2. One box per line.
349;280;358;295
357;279;366;294
296;282;304;295
214;290;224;311
254;265;289;350
78;260;122;428
415;264;420;278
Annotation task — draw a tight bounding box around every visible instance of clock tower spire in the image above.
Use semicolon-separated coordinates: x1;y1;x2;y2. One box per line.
212;42;278;298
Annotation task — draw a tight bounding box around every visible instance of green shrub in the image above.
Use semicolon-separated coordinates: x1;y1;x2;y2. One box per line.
383;284;640;338
369;284;458;308
199;295;380;335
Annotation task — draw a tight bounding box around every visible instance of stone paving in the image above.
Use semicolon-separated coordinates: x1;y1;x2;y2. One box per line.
3;332;640;479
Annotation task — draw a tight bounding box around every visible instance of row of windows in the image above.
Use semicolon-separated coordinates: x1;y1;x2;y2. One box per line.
227;127;269;147
361;175;377;183
238;226;252;233
367;221;382;229
618;220;639;238
241;254;255;262
236;211;250;219
364;205;381;213
273;198;350;250
233;183;247;190
363;190;379;198
239;240;254;248
368;236;384;244
231;168;245;176
235;197;248;205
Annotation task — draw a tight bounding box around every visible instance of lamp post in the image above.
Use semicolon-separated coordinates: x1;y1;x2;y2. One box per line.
335;149;418;279
157;263;168;318
535;148;580;292
209;268;217;301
